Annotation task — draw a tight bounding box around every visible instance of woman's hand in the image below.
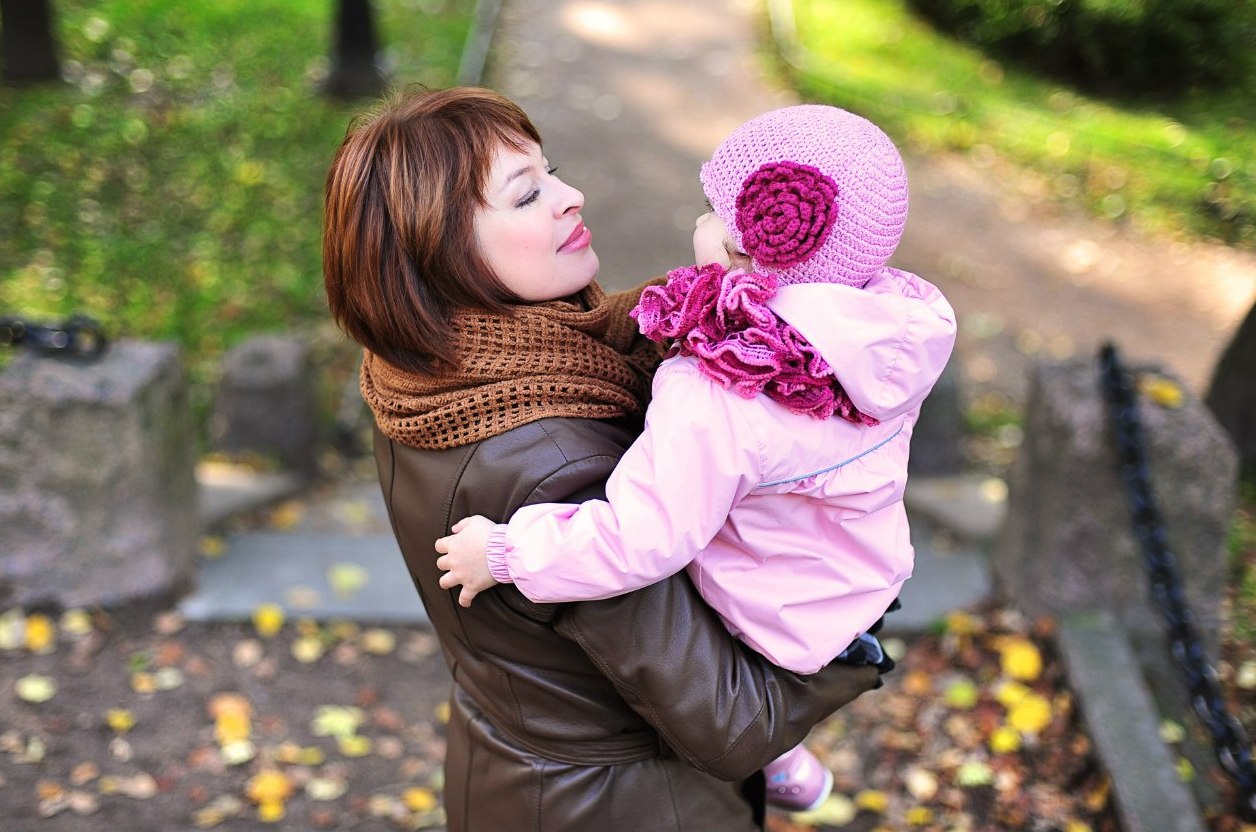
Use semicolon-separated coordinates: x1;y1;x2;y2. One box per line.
435;516;499;607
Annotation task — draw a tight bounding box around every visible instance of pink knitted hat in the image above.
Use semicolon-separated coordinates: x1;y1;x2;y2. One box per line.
700;104;908;287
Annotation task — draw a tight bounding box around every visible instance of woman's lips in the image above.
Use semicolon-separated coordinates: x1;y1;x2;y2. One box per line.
558;221;592;252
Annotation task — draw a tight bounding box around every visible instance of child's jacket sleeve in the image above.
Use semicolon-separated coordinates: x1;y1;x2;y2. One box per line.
487;364;762;603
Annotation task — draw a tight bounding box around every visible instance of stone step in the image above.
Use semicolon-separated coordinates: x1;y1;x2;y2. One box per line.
887;517;993;634
1056;611;1207;832
178;532;427;625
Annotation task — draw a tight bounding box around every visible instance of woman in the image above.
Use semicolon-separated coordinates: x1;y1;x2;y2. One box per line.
322;86;880;832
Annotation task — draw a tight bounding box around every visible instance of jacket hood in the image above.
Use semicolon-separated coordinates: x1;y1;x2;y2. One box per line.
767;268;956;421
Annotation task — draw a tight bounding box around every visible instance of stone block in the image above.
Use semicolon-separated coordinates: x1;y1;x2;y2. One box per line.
209;334;320;473
909;360;965;476
0;340;198;608
991;358;1236;654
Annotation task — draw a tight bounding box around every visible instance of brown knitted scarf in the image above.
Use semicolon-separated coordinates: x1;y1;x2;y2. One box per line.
361;282;666;450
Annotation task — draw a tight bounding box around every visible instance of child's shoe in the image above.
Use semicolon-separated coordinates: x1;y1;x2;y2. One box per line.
763;744;834;812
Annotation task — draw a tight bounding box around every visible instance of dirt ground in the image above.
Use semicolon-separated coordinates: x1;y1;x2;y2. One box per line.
1;595;1129;832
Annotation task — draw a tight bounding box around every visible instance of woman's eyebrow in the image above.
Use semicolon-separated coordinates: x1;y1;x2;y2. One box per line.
503;165;533;184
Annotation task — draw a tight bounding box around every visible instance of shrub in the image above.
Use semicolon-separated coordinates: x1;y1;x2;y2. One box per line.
906;0;1256;97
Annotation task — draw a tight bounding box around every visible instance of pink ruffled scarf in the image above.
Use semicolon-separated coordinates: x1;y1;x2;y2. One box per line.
630;263;877;424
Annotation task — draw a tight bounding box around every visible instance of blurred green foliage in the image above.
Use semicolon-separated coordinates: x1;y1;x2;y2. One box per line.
1229;483;1256;643
0;0;472;386
781;0;1254;247
907;0;1256;97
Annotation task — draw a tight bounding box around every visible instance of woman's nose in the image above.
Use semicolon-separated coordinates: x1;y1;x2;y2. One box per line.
557;180;584;216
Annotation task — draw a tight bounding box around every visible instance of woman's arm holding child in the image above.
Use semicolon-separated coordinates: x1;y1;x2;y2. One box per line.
436;365;761;607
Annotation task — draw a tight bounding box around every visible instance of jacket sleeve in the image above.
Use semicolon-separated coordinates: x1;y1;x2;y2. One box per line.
491;364;761;602
554;571;880;779
512;427;879;780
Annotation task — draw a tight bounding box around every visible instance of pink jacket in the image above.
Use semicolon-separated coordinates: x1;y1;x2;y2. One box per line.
487;268;957;673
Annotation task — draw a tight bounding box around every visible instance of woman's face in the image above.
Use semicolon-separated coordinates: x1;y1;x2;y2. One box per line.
474;140;599;302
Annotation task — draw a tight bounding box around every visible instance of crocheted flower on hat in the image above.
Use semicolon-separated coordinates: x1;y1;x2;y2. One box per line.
735;161;839;270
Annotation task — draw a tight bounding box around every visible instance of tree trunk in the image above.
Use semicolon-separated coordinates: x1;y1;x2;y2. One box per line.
324;0;387;100
0;0;60;86
1205;299;1256;476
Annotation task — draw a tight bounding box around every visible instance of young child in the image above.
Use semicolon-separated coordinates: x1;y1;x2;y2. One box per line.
436;104;957;812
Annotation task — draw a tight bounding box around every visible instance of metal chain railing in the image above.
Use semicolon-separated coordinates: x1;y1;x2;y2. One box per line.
0;314;108;360
1099;342;1256;821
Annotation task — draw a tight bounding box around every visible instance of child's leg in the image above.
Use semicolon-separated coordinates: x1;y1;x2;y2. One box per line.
763;743;834;812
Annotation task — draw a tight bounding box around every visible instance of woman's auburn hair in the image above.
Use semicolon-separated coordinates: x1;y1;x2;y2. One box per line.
323;86;542;374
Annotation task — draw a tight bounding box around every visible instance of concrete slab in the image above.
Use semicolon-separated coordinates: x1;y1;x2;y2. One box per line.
1057;610;1207;832
179;532;427;625
196;462;308;530
905;474;1007;545
885;519;993;634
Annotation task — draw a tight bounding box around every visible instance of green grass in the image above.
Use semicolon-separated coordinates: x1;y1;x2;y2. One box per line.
775;0;1255;247
0;0;473;389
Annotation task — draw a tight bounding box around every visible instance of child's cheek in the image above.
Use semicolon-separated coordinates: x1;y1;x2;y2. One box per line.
693;214;732;268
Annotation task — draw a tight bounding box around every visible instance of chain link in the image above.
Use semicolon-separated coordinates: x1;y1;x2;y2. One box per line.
1099;342;1256;821
0;314;108;359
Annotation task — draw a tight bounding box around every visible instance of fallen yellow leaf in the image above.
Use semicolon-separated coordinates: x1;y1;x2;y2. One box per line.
220;739;257;766
246;770;294;805
198;536;228;558
1138;375;1184;409
901;670;932;696
1084;777;1111;812
904;767;938;801
0;609;25;650
252;604;285;638
854;789;888;813
956;760;994;787
275;743;326;766
130;672;157;694
1008;692;1053;735
905;805;934;826
997;636;1043;682
215;709;251;744
291;636;325;664
60;609;94;636
336;734;373;757
1159;719;1186;744
105;709;136;734
944;610;979;636
403;786;438;812
792;793;856;825
257;799;285;823
208;692;252;719
944;678;979;710
994;680;1031;708
989;725;1021;753
361;628;396;655
312;705;365;738
267;501;304;530
24;613;56;653
15;674;57;703
328;562;370;597
306;776;348;801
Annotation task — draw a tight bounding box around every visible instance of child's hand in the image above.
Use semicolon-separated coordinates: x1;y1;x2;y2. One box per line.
435;516;499;607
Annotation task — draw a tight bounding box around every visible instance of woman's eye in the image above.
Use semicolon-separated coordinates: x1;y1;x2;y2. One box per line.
516;187;541;208
546;165;558;175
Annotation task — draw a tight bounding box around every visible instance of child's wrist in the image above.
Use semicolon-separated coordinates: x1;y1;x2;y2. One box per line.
486;524;514;584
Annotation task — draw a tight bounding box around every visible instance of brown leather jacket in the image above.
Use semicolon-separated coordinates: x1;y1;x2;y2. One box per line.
374;417;878;832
